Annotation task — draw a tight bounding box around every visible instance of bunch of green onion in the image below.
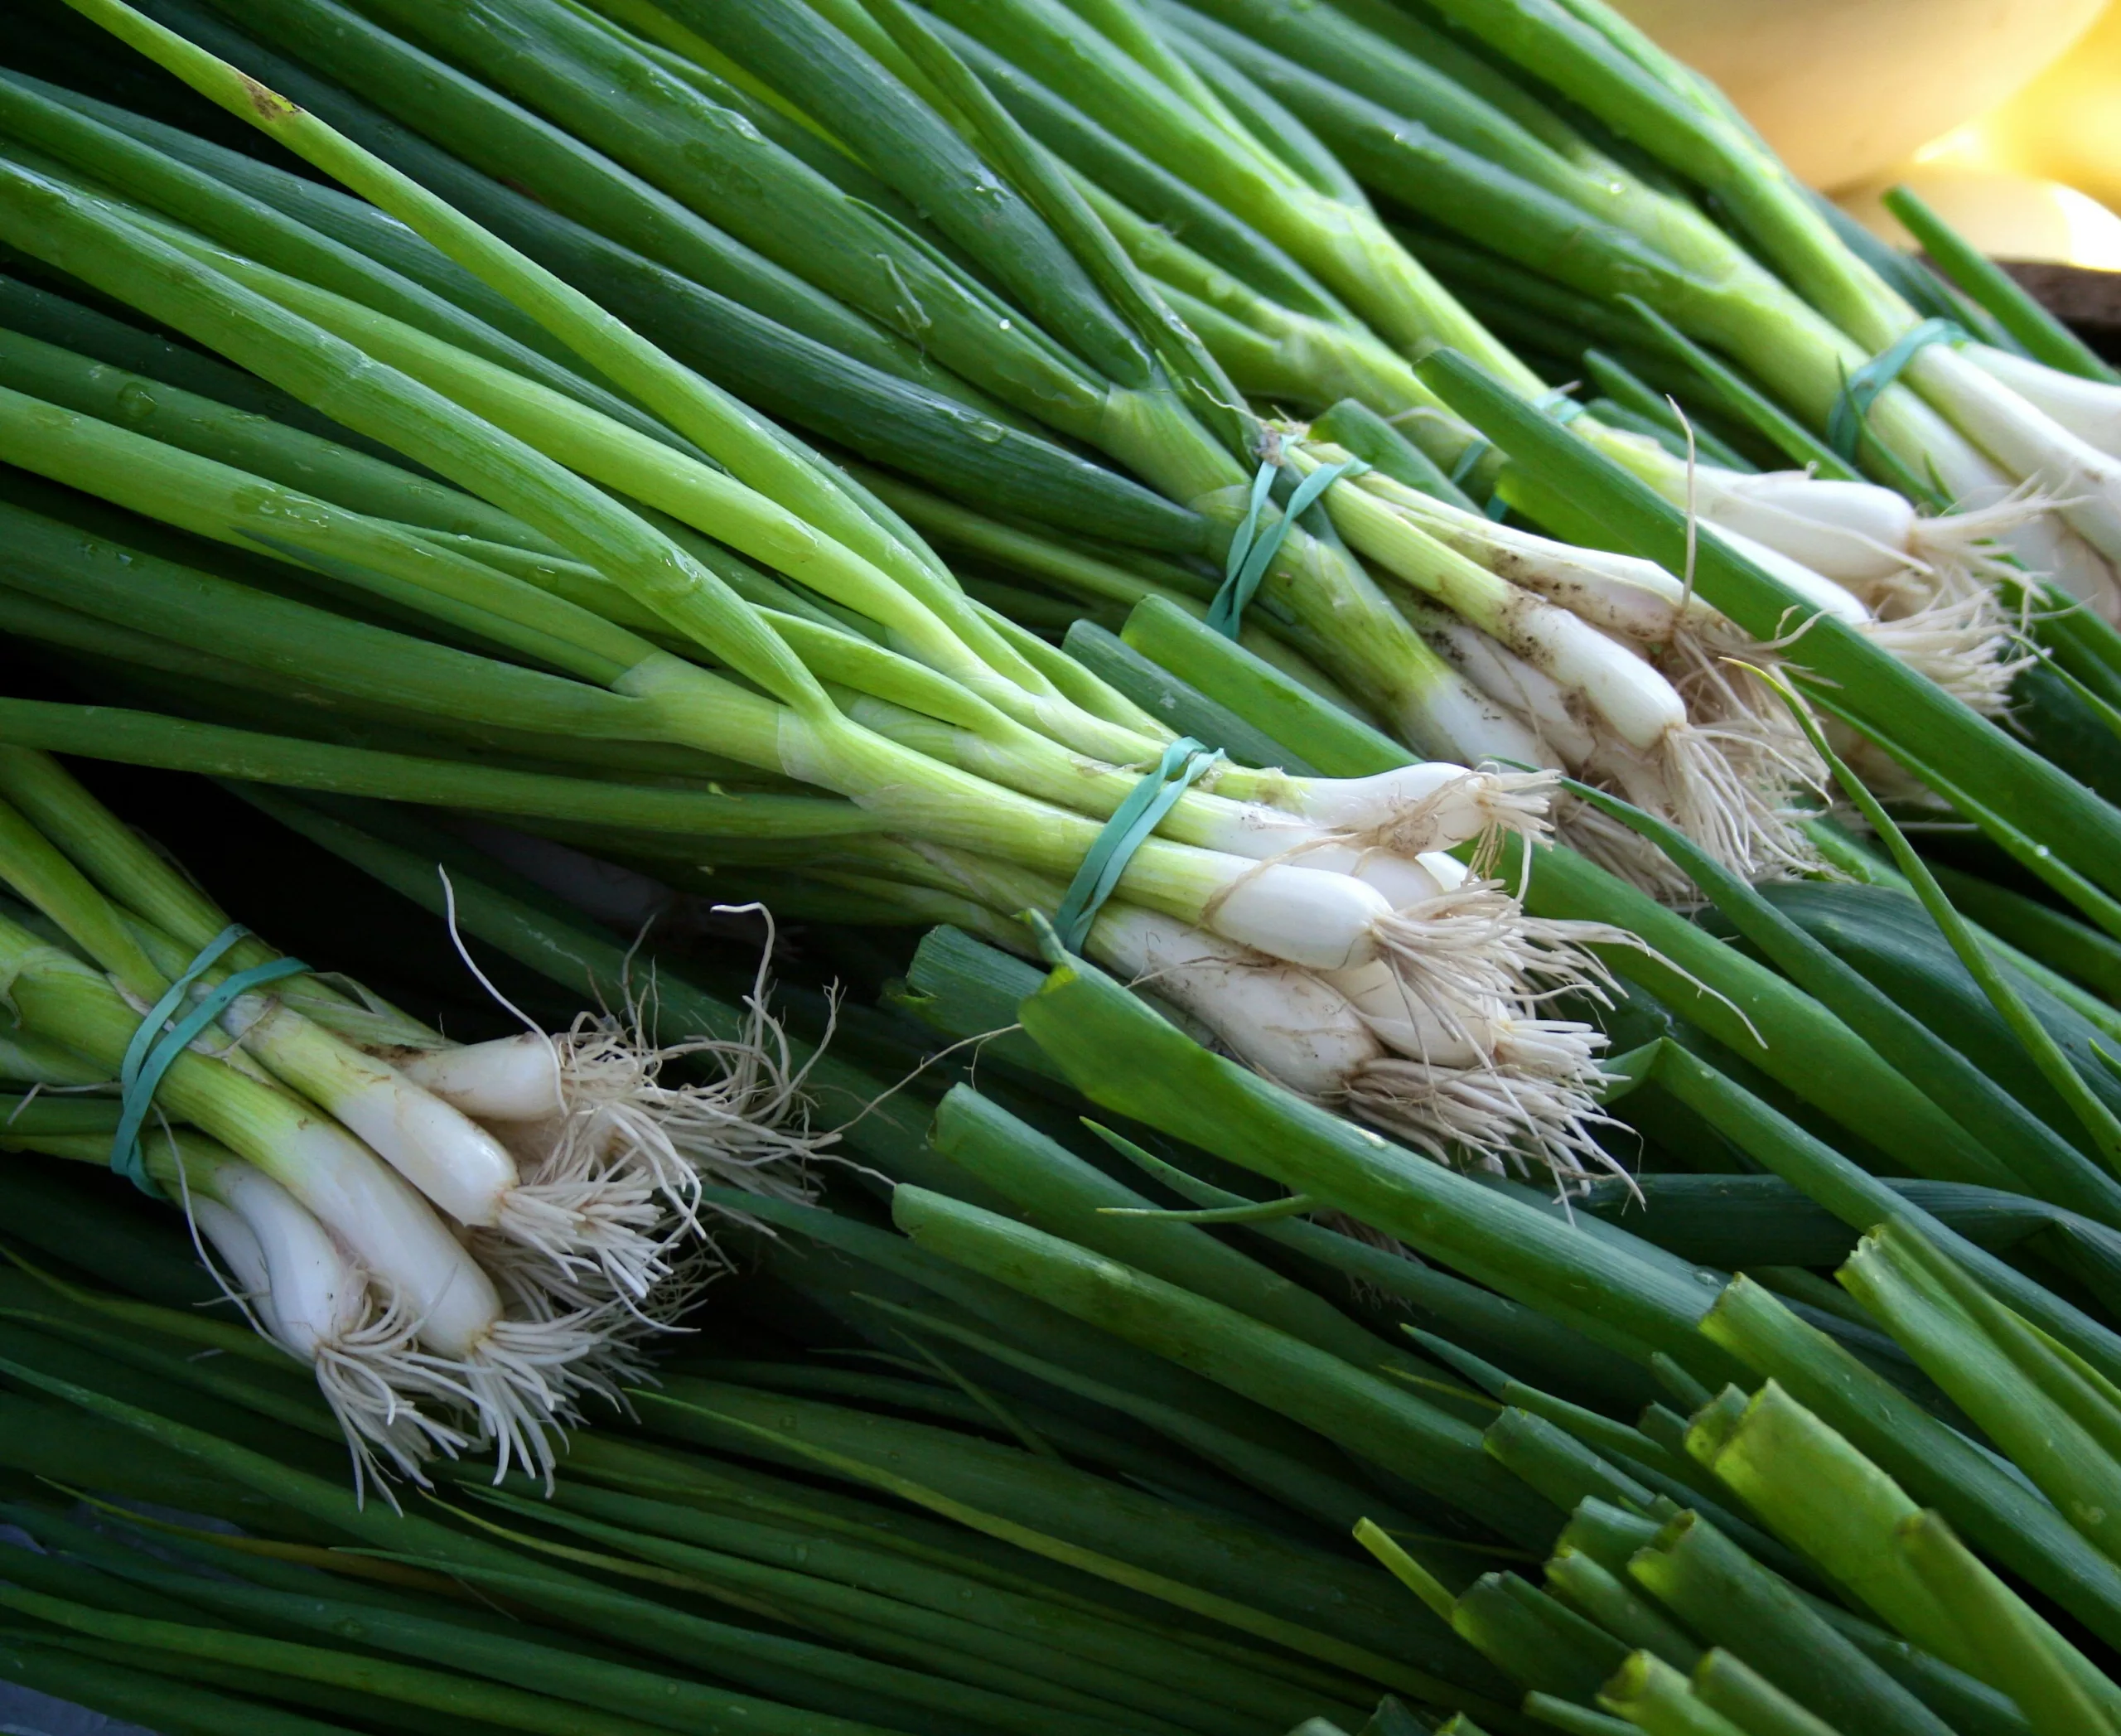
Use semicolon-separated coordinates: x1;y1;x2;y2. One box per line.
933;0;2121;611
0;751;833;1486
96;0;2098;878
0;0;1693;1182
0;0;1902;889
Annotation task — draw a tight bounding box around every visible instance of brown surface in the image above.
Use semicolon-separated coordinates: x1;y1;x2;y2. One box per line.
2000;259;2121;355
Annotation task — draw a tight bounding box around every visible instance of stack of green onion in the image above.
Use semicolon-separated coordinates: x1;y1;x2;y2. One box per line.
63;0;2102;888
3;781;2121;1736
0;749;834;1486
0;0;1876;888
0;0;1700;1184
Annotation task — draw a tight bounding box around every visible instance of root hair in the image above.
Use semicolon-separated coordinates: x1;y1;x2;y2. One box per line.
1363;882;1625;1187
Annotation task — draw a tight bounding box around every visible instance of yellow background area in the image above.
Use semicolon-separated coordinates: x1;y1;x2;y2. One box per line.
1616;0;2121;266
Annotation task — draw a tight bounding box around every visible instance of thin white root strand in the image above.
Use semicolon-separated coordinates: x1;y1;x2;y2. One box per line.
1560;708;1822;897
186;1169;464;1501
476;1001;824;1319
1349;1057;1622;1188
1860;590;2033;718
1341;767;1558;875
1654;635;1827;878
1901;486;2056;607
404;1309;650;1490
210;1245;468;1496
309;1303;476;1496
1357;882;1623;1186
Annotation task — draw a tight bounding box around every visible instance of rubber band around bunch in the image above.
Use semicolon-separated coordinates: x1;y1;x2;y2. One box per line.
1827;317;1968;462
113;923;308;1197
1205;452;1364;638
1050;738;1223;953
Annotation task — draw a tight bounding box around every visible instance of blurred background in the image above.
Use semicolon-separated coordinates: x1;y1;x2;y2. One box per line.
1618;0;2121;341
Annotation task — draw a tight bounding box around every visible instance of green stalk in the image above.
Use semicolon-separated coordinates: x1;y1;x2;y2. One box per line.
42;80;582;365
1816;705;2121;947
858;471;1363;710
923;0;1526;382
1689;1651;1854;1736
461;1488;1239;1736
0;789;159;998
185;245;1132;747
1481;1408;1655;1516
1805;824;2121;1042
0;266;395;457
509;1475;1339;1729
929;1085;1442;1385
1446;1570;1632;1701
668;0;1152;394
138;0;941;394
123;0;1202;556
1565;777;2120;1220
0;1633;351;1736
1615;296;1858;480
0;699;868;838
1544;1549;1702;1671
843;1289;1468;1555
1776;680;2121;1175
1062;621;1313;771
0;493;659;734
1635;1039;2121;1386
1690;1378;2121;1726
1894;1511;2121;1736
1598;1653;1748;1736
0;378;668;681
336;0;1114;433
838;0;1510;759
0;1357;1094;1733
1012;945;1740;1377
65;0;983;634
1121;596;1411;776
891;1184;1559;1545
1520;1701;1626;1736
0;66;684;451
0;171;1298;921
1624;1511;1954;1736
1839;1221;2121;1567
0;1579;867;1736
936;13;1351;326
1582;352;1753;472
17;1633;561;1736
1410;0;1907;356
639;1381;1464;1695
0;322;559;549
674;1187;1336;1455
0;147;824;712
1165;0;1981;490
1928;864;2121;1009
1698;1279;2121;1648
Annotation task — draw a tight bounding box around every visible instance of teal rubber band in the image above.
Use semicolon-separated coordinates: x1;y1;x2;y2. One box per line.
1532;387;1588;426
1204;462;1281;640
1051;737;1220;952
1447;438;1493;487
1206;456;1363;639
112;926;307;1198
1827;317;1966;462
